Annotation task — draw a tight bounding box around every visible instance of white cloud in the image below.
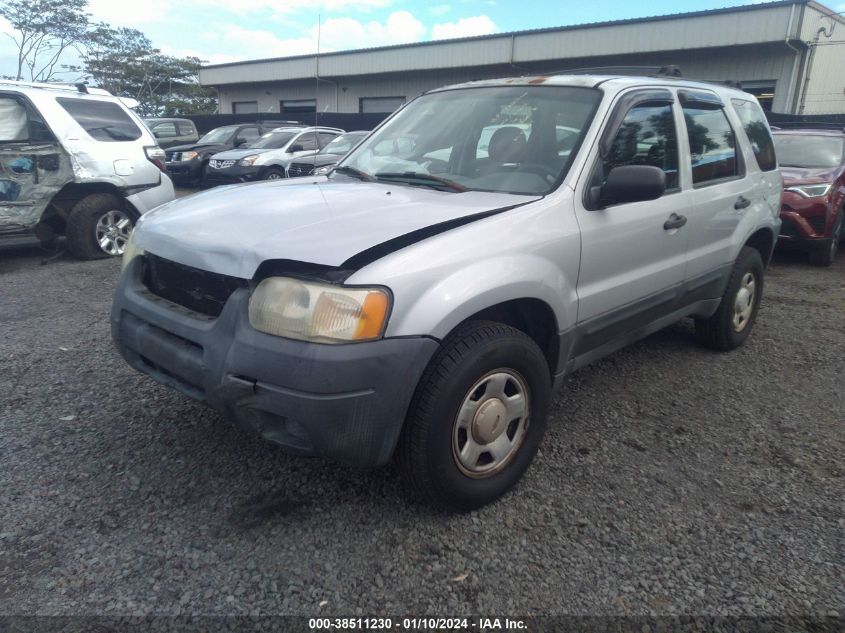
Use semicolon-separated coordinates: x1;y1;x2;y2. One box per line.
201;0;394;18
431;15;497;40
316;11;426;50
429;4;451;17
87;0;173;26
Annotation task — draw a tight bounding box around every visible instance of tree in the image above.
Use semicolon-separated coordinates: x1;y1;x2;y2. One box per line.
0;0;91;81
72;26;217;116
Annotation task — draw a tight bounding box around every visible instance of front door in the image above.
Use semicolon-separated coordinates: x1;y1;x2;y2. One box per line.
573;91;690;350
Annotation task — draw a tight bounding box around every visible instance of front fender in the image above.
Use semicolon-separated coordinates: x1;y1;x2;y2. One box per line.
385;253;576;341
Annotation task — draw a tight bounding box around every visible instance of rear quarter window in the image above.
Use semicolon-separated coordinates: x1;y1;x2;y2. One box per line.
56;97;142;142
731;98;776;172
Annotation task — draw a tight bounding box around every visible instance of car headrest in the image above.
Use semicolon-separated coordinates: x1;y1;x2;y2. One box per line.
488;126;526;164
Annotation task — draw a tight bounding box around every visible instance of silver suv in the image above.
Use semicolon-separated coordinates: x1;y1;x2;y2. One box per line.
112;74;781;510
0;81;175;259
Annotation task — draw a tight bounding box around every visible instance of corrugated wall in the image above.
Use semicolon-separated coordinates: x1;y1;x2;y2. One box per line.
797;5;845;114
216;45;798;114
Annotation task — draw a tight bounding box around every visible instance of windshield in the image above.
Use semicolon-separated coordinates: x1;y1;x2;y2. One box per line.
250;130;297;149
320;133;367;155
198;126;237;145
334;86;600;195
774;135;844;169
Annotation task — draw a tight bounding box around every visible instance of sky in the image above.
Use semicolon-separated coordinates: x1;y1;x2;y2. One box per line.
2;0;845;78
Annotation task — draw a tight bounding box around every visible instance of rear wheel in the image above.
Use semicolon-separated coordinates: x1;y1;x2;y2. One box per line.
66;194;136;260
808;212;842;267
695;246;764;351
398;321;551;511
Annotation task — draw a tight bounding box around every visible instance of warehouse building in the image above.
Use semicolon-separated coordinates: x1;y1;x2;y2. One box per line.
199;0;845;117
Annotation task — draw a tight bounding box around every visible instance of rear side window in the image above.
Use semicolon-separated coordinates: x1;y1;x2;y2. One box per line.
603;103;680;190
57;97;142;142
0;97;28;141
178;121;195;136
731;98;776;172
682;106;739;185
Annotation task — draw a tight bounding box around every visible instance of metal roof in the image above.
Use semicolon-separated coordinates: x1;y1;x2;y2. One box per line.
200;0;842;88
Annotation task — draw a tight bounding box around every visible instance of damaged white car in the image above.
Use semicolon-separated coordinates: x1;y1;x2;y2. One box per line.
0;81;174;259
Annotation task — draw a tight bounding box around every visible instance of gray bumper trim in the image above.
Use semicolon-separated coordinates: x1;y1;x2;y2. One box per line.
111;257;439;467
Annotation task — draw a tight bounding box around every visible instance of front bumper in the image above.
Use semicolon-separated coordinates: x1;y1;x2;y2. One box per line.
204;163;265;185
164;161;203;182
111;257;438;467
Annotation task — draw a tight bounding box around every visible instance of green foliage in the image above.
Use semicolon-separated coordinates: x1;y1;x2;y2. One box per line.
0;0;90;81
1;0;217;115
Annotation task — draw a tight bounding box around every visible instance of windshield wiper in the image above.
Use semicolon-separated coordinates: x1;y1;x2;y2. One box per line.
333;165;373;181
373;172;467;192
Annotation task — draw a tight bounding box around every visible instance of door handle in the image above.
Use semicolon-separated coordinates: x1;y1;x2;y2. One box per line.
734;196;751;210
663;213;687;230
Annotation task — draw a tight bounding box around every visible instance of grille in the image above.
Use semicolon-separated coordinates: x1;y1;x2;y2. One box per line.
210;159;235;169
807;216;827;235
143;255;248;317
165;151;179;162
288;162;315;177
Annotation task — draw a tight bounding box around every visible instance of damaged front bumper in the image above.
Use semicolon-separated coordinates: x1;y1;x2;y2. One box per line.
111;257;438;467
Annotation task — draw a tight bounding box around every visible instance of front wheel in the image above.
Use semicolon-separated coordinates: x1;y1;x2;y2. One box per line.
264;167;286;180
66;194;136;260
398;321;551;511
808;212;842;267
695;246;764;351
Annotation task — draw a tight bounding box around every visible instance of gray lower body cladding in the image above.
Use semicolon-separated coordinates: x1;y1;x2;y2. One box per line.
111;258;439;467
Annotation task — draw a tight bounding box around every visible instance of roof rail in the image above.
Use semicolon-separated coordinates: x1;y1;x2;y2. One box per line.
0;79;113;96
548;65;683;78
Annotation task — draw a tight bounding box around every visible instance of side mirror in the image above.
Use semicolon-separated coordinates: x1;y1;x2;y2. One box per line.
594;165;666;207
289;143;304;153
235;138;248;147
152;130;162;138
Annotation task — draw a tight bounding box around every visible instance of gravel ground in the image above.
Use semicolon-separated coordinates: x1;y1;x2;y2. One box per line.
0;240;843;617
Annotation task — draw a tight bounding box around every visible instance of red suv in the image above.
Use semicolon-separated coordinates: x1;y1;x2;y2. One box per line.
773;128;845;266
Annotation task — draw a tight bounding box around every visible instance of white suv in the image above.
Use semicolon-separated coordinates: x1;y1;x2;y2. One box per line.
113;74;781;510
0;81;174;259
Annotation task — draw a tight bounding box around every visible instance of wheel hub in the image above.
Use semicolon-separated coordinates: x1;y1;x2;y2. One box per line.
471;398;507;444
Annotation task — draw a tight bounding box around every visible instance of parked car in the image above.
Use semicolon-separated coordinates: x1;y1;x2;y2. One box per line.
0;80;174;259
206;126;345;184
164;122;299;185
113;75;781;510
773;128;844;266
287;131;370;177
142;117;199;149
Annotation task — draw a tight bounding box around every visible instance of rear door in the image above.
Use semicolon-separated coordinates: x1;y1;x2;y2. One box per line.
573;89;691;342
678;90;753;282
0;93;71;234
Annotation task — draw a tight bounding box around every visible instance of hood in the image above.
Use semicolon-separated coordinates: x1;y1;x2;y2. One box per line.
135;179;537;279
780;165;840;186
167;142;226;154
210;148;268;160
291;153;343;167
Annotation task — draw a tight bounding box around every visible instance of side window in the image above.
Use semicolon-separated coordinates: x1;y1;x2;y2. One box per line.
152;122;177;138
296;133;318;151
56;97;141;142
682;106;739;185
178;122;195;136
237;127;260;145
731;98;776;172
603;103;679;190
0;97;29;142
318;132;337;147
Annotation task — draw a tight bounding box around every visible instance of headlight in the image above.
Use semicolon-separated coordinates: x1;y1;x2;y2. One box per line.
313;165;333;175
239;155;260;166
785;183;832;198
249;277;390;343
180;151;199;161
121;231;144;271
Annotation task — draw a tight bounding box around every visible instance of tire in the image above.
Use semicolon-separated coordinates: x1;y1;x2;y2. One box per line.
807;212;842;267
398;321;551;511
66;194;136;260
264;167;286;180
695;246;764;351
